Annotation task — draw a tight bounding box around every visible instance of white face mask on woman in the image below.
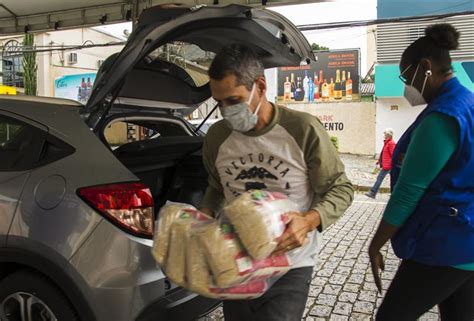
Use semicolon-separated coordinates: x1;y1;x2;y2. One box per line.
401;64;430;107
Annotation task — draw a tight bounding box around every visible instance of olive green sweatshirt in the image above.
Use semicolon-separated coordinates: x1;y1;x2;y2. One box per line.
200;104;354;268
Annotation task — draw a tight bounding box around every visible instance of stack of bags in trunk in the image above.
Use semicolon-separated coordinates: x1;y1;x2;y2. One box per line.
152;190;298;299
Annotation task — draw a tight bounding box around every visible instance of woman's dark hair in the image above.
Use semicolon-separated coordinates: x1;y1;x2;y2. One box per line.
402;23;460;74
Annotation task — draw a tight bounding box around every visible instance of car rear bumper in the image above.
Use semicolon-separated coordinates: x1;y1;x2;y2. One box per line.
136;288;221;321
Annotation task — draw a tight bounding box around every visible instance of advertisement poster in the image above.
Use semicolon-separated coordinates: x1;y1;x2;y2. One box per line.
277;50;360;103
54;73;97;104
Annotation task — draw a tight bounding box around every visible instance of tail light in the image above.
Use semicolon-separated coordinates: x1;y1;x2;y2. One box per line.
78;182;154;238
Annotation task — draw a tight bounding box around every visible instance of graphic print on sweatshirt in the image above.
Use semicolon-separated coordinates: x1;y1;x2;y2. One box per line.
215;125;313;212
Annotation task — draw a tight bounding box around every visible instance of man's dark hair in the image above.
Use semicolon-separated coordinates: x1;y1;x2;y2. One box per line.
208;44;264;90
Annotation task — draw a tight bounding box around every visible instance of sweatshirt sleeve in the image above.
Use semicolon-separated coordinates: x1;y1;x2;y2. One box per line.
302;118;355;231
383;112;459;226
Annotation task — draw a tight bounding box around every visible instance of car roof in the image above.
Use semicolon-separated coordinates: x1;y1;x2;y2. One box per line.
0;94;82;107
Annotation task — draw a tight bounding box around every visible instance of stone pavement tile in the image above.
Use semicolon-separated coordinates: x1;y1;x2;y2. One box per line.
354;263;368;270
376;298;383;308
316;294;337;306
348;274;365;284
353;301;375;314
339;259;356;267
318;268;335;277
339;292;358;304
358;290;378;303
349;313;372;321
329;274;348;285
381;271;396;280
352;268;366;275
312;277;329;287
419;312;440;321
343;283;361;293
362;282;378;291
336;266;352;275
333;302;353;316
309;285;324;296
306;297;316;308
330;314;350;321
324;261;339;269
309;305;332;317
323;284;343;296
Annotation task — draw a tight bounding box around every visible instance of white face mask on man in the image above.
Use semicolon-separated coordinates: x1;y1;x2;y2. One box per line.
219;83;263;132
401;64;431;107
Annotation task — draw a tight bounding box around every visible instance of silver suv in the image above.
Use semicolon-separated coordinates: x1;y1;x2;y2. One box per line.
0;4;313;321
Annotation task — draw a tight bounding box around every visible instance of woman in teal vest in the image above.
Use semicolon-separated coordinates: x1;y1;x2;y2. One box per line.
369;24;474;320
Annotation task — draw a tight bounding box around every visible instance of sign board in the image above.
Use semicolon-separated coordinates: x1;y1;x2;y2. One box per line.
54;73;96;104
277;49;360;104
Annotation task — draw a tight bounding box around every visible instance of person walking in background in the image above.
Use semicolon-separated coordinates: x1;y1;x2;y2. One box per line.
369;24;474;321
365;128;396;199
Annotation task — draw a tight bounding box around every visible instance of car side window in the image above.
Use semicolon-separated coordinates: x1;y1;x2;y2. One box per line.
0;114;47;171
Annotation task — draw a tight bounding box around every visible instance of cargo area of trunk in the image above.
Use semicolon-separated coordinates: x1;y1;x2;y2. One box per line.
111;135;209;214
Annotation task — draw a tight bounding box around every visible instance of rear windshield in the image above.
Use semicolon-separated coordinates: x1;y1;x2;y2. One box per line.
147;42;215;87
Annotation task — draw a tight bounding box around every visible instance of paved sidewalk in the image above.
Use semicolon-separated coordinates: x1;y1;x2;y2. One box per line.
340;154;391;193
200;194;440;321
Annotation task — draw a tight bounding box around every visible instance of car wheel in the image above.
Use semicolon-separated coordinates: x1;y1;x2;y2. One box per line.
0;270;78;321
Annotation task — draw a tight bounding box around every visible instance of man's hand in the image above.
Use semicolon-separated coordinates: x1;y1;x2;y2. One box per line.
272;210;320;256
369;245;385;293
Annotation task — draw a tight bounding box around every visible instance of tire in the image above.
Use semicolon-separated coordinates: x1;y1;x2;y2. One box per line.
0;269;78;321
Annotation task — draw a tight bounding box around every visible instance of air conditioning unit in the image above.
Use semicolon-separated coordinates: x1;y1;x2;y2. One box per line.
97;59;105;68
68;52;78;64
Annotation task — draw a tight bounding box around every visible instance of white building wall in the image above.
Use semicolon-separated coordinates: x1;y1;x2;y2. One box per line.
375;97;424;152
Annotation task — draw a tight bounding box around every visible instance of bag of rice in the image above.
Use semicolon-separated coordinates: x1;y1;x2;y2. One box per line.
195;222;253;288
224;190;298;260
152;202;212;287
152;202;194;266
186;230;213;296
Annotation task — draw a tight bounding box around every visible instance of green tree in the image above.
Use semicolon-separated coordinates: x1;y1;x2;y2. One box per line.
22;33;37;96
311;43;329;51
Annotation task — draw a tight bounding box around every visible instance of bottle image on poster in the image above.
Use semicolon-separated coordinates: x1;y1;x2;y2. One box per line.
313;73;320;100
290;73;296;100
284;77;292;101
294;77;305;102
329;78;335;100
308;77;315;102
276;49;360;103
342;70;347;99
322;79;329;101
346;72;353;100
303;71;309;102
334;70;342;100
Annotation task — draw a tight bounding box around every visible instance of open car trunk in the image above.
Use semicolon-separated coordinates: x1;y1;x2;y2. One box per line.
113;135;208;212
89;4;313;213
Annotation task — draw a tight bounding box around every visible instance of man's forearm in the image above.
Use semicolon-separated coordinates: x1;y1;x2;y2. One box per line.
312;176;354;231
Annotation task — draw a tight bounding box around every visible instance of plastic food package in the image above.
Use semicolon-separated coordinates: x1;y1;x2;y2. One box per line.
152;202;212;286
194;221;292;288
153;200;293;300
152;202;193;266
186;232;268;299
224;190;298;260
186;232;213;295
194;222;250;288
